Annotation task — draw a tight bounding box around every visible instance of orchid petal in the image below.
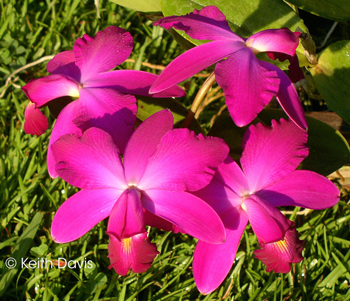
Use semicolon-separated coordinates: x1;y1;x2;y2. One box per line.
47;101;82;178
123;110;174;185
51;188;121;243
52;127;126;190
193;208;248;294
256;170;339;209
23;102;49;136
254;225;303;273
216;156;250;197
76;87;137;154
259;60;307;130
73;26;133;82
215;48;280;127
108;232;159;276
22;74;80;107
154;6;240;41
141;189;225;244
107;189;145;239
84;70;185;98
246;29;300;55
193;156;249;213
194;176;243;216
150;40;243;94
139;129;229;191
241;119;309;192
47;50;81;81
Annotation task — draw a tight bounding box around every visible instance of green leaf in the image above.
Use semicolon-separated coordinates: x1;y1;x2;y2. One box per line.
84;261;97;280
0;212;43;297
209;109;350;176
84;272;107;294
309;41;350;125
285;0;350;22
136;95;203;134
160;0;308;39
258;109;350;176
207;111;252;162
30;243;48;257
108;0;161;12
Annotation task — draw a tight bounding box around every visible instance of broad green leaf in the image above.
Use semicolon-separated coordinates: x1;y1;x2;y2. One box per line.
285;0;350;22
207;111;253;162
0;212;43;297
84;261;97;280
209;109;350;176
84;272;107;294
160;0;308;39
309;41;350;125
258;109;350;176
136;96;203;134
108;0;161;12
30;243;48;257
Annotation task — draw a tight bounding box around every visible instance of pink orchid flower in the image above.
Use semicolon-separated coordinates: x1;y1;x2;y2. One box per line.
50;110;229;274
150;6;307;130
192;119;339;294
22;26;185;178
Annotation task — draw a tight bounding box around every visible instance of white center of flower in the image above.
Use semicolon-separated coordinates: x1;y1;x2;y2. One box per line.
240;193;252;211
127;184;142;198
245;38;260;55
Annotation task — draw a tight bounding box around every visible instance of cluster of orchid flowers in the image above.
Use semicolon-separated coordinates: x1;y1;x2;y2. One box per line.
22;5;339;295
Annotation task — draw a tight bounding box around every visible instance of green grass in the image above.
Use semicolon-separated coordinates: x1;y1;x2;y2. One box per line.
0;0;349;300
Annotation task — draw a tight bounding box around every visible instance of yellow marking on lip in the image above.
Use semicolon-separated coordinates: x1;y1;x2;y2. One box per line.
274;239;288;253
122;237;132;253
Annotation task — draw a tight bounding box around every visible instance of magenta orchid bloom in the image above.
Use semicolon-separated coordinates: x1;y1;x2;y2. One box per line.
50;110;229;274
192;119;339;294
150;6;307;130
22;26;185;178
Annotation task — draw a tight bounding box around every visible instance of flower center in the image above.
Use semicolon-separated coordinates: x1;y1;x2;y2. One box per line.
127;184;142;197
245;38;260;55
240;193;251;211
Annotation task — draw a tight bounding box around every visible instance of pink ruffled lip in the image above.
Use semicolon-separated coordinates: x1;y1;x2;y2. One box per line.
254;224;304;273
107;231;159;276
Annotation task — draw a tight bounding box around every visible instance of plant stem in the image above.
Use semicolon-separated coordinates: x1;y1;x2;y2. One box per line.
182;72;216;128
